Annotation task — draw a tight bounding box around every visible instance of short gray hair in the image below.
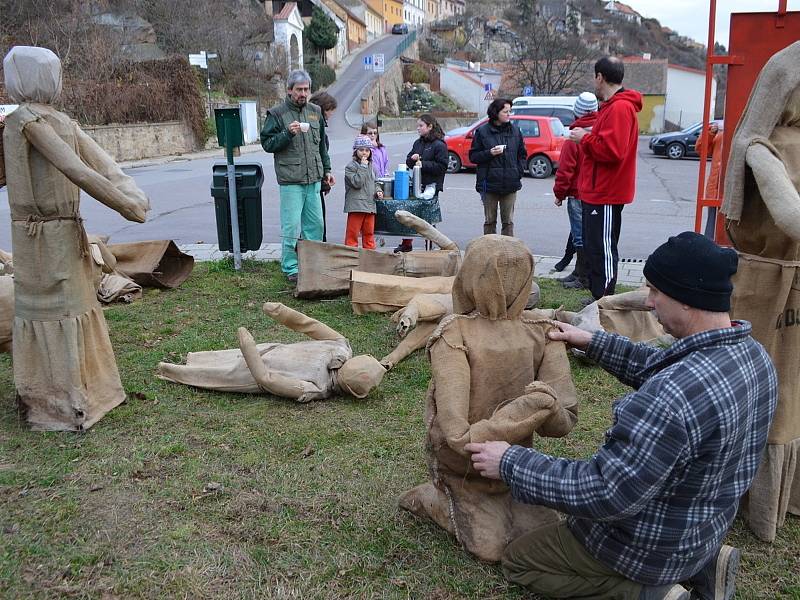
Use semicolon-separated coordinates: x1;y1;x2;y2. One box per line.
287;69;312;90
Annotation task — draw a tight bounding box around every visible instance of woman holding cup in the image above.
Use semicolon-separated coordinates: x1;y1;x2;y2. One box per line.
468;98;526;236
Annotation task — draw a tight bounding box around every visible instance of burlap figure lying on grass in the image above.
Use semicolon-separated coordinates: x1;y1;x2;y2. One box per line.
555;287;671;345
3;46;149;431
380;283;542;370
398;235;578;563
295;210;461;299
157;302;386;402
721;41;800;542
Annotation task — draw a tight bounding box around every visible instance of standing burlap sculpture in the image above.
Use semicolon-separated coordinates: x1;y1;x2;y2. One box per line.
398;235;578;563
3;47;149;430
157;302;386;402
721;41;800;542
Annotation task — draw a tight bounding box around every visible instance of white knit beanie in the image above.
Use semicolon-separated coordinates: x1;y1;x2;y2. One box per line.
574;92;599;118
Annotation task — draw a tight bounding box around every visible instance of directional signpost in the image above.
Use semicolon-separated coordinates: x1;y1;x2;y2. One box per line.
363;55;373;70
189;50;218;117
484;82;494;102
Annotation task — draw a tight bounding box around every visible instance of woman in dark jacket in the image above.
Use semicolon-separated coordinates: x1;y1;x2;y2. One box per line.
395;114;448;253
469;98;526;236
310;91;338;242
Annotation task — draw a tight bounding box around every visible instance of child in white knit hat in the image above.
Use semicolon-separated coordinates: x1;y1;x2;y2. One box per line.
344;134;383;249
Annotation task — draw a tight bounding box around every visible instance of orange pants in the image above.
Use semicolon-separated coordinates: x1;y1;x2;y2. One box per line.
345;212;376;249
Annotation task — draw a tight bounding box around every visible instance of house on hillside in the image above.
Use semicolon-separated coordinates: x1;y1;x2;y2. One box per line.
269;0;347;67
273;3;305;70
537;0;584;35
604;1;642;25
440;59;502;114
384;0;404;29
339;0;383;40
321;0;367;50
439;0;465;19
404;0;425;26
621;56;716;133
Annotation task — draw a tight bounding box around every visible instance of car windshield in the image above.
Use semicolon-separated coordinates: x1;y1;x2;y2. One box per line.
549;118;566;137
681;123;701;133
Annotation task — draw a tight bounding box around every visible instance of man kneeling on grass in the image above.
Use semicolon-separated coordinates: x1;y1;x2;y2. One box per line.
466;232;777;600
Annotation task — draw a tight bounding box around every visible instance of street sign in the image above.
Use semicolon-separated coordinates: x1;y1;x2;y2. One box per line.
189;52;208;69
483;82;493;92
484;90;495;101
523;85;534;95
363;55;373;70
373;53;385;73
0;104;19;120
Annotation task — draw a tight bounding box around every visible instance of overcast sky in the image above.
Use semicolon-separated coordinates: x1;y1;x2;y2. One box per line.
626;0;799;47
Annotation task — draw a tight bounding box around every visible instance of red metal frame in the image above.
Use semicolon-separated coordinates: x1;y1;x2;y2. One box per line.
694;0;798;243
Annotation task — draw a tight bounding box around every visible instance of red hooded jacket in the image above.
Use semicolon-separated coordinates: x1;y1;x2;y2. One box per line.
576;88;642;205
553;112;598;200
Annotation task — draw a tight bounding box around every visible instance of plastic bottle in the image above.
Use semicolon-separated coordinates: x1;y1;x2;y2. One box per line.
412;159;423;198
394;167;409;200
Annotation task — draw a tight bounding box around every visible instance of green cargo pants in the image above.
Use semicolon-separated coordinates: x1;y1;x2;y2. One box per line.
502;520;643;599
279;182;323;276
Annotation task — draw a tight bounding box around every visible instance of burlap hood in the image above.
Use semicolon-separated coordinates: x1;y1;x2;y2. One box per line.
3;46;63;104
722;41;800;221
337;354;386;398
451;235;534;320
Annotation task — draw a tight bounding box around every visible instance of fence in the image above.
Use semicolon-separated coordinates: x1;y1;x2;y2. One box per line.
394;30;417;59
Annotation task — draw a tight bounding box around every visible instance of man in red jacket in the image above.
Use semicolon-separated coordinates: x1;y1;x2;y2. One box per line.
569;57;642;300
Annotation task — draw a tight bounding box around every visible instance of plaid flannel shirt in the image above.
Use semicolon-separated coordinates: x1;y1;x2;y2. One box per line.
500;321;777;585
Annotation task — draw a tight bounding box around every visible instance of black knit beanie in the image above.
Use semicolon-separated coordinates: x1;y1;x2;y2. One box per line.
643;232;738;312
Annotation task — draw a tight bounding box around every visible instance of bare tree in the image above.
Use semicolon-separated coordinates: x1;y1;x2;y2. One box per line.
507;11;594;95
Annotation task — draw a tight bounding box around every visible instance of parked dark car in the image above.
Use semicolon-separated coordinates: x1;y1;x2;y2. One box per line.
649;121;722;159
391;23;409;34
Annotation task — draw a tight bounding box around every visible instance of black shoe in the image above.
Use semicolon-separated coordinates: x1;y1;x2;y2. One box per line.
687;545;739;600
393;244;412;253
562;278;585;290
579;296;595;307
639;584;690;600
553;255;573;272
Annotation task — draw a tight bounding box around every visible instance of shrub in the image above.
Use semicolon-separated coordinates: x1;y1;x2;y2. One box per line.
306;61;336;92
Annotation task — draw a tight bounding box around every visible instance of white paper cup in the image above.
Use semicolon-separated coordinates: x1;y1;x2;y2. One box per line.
299;122;310;133
497;144;507;152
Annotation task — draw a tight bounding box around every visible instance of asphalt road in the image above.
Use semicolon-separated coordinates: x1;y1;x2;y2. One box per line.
0;135;707;259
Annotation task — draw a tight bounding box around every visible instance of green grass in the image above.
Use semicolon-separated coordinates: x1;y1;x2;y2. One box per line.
1;262;798;598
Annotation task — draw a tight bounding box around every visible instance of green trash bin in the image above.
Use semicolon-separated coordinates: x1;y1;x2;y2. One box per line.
211;162;264;252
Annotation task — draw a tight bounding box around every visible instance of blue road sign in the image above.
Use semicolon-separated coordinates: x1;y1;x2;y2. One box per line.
484;82;493;91
523;85;534;95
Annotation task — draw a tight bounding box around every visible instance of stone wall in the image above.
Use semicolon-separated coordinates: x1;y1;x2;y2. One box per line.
82;120;198;162
360;41;419;117
379;115;478;133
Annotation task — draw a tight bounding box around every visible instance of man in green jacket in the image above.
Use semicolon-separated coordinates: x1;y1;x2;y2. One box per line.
261;69;335;282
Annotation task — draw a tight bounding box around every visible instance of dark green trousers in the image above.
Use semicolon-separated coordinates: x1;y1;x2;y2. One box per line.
502;520;643;599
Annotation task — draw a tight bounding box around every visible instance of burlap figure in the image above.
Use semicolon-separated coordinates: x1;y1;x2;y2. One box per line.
295;211;461;299
157;302;386;402
556;287;670;344
3;47;149;431
721;41;800;542
380;283;542;370
398;235;578;563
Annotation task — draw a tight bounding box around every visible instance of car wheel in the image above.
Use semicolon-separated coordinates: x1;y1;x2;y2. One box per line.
527;155;552;178
666;142;685;160
447;151;462;173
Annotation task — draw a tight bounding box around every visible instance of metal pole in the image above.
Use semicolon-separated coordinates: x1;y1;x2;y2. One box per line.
694;0;717;235
224;119;242;271
206;71;213;119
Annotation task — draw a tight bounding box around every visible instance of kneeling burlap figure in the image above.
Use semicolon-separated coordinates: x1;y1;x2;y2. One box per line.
722;40;800;542
157;302;386;402
399;235;578;562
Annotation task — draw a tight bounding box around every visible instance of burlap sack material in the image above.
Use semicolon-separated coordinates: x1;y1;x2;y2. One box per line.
158;302;385;402
4;46;150;431
108;240;194;289
566;287;667;343
399;235;578;563
294;242;460;300
722;44;800;542
0;276;12;353
350;271;455;315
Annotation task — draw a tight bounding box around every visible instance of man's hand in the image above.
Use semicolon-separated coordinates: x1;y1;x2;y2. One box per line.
325;172;336;187
410;153;420;162
547;321;593;350
568;127;588;143
465;441;510;480
288;121;301;135
554;197;563;207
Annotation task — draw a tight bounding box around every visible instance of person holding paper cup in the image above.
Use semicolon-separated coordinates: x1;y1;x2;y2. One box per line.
469;98;526;236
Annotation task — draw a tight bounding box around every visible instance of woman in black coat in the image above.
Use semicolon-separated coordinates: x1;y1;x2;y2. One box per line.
395;114;448;253
469;98;526;236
